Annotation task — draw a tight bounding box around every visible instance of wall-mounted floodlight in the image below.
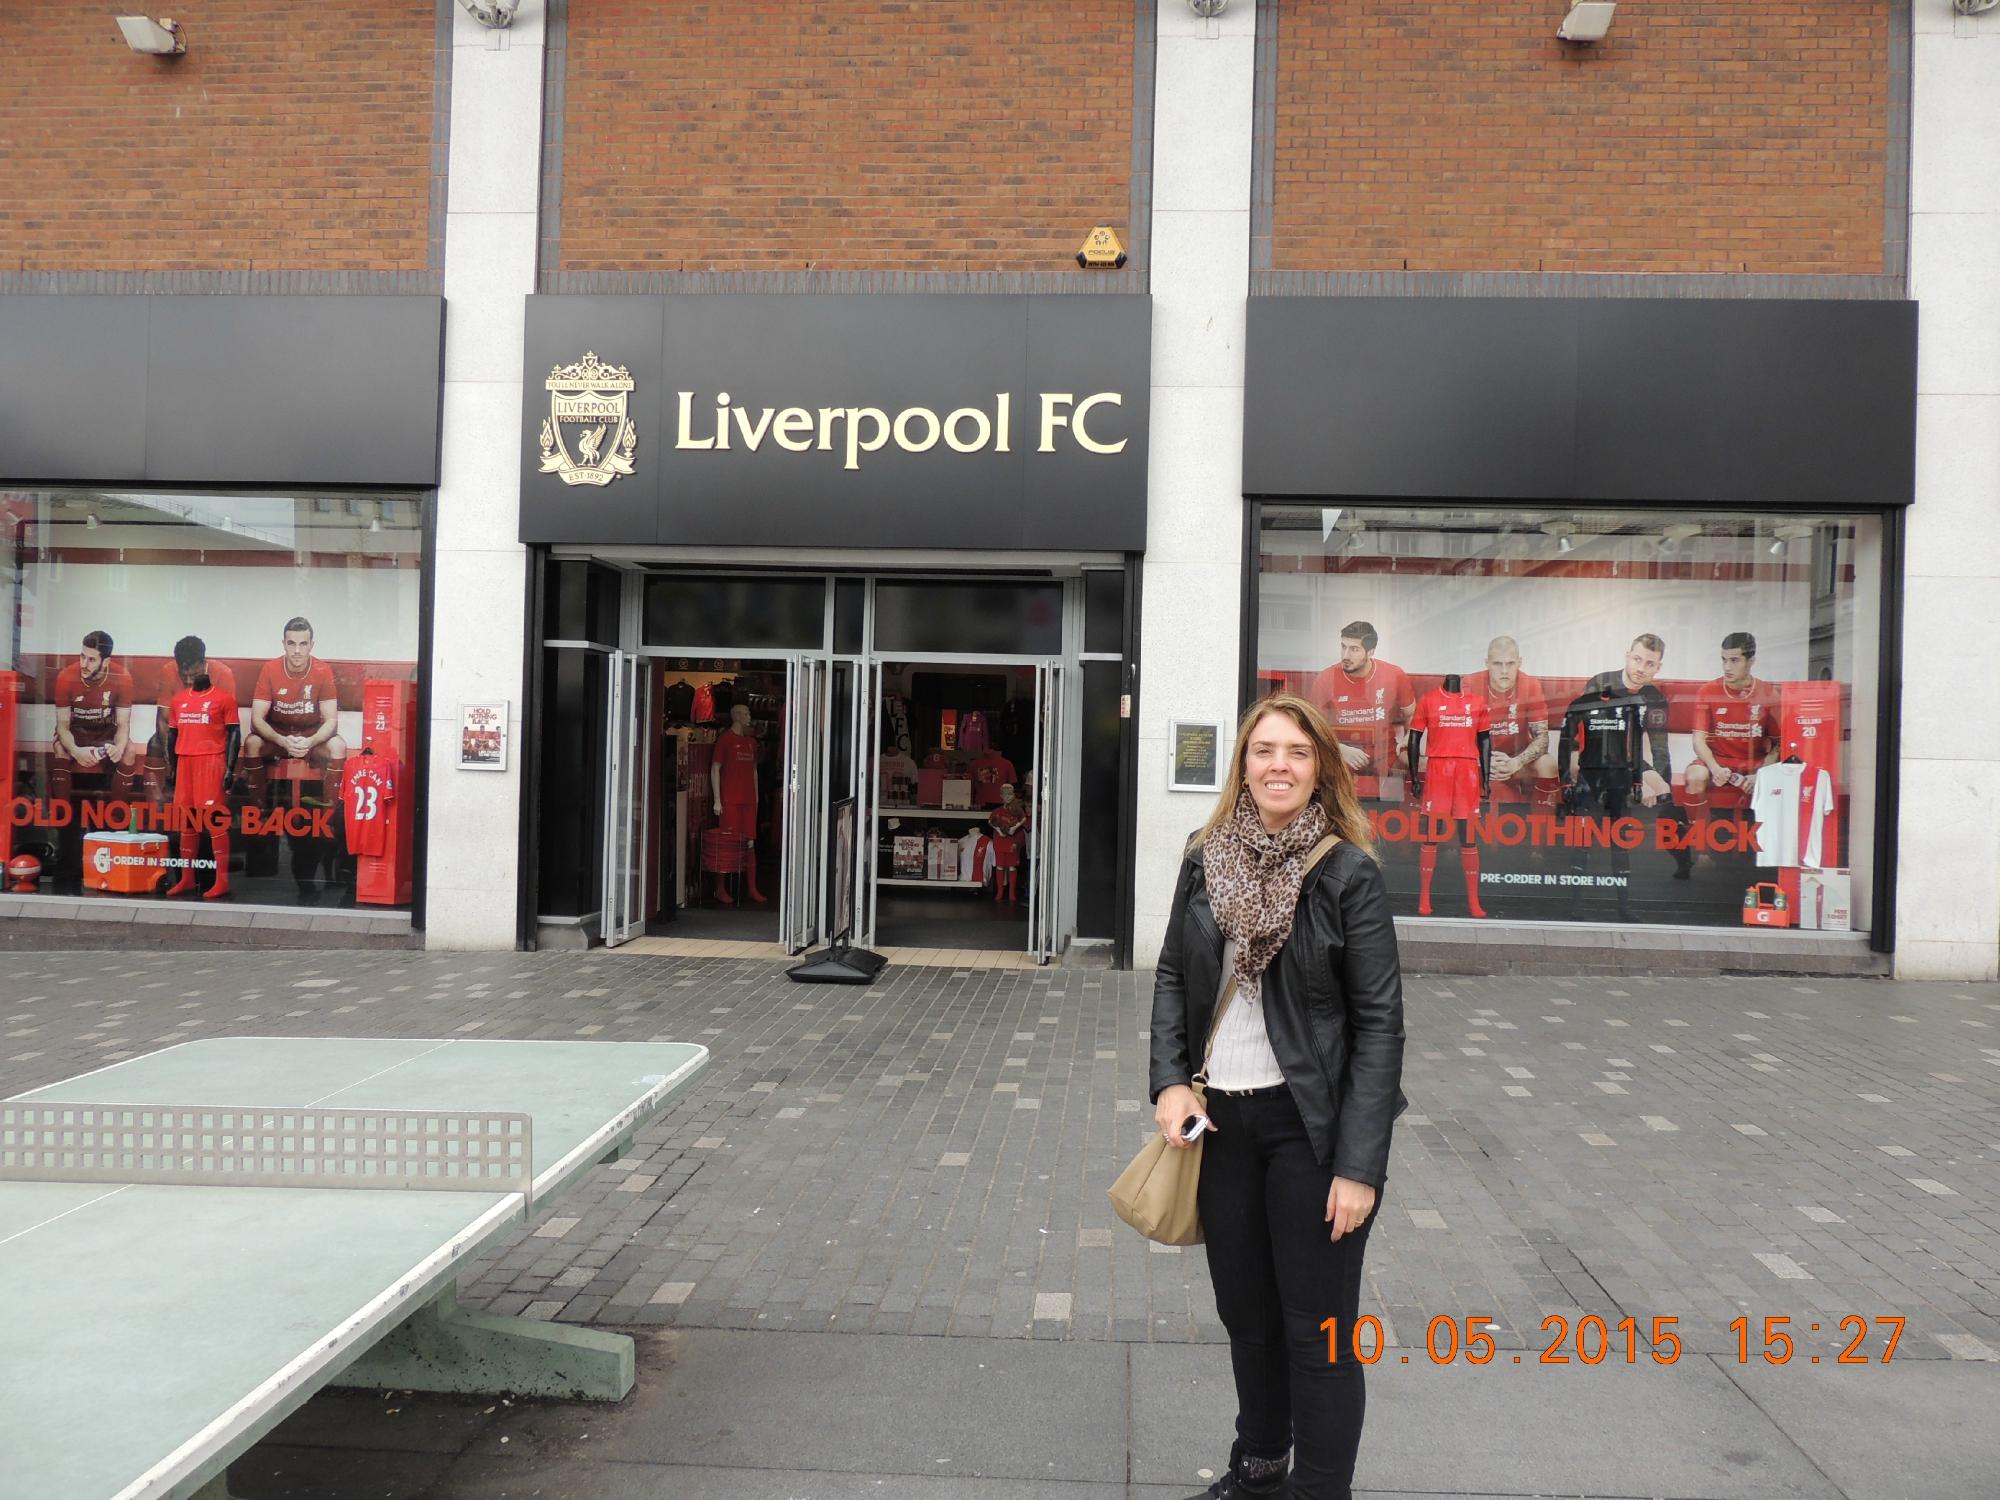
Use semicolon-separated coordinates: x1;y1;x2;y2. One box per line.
115;16;184;55
1557;3;1617;42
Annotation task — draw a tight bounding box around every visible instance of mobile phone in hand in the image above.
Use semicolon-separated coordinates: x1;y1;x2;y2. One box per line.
1181;1114;1212;1143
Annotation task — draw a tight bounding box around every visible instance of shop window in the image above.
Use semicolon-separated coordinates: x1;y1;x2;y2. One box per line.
1254;506;1884;934
1;489;425;910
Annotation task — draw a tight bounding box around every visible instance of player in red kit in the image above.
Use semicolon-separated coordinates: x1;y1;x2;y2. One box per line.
1310;620;1415;798
1466;635;1557;810
52;630;138;795
245;617;346;807
1408;676;1492;917
709;704;767;904
161;671;240;900
1687;631;1780;832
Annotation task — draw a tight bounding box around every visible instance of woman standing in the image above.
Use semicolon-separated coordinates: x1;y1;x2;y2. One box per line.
1151;694;1408;1500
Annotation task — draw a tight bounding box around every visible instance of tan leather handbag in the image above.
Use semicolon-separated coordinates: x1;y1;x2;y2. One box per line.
1109;833;1342;1245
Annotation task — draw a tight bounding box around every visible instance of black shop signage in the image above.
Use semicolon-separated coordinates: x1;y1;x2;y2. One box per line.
519;294;1151;551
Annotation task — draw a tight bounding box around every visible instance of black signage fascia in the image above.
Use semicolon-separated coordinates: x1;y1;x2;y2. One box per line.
519;294;1151;551
1242;296;1917;509
0;295;445;487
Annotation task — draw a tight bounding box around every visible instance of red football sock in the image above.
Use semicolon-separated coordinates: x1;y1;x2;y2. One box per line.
1462;846;1487;918
165;826;199;896
1417;844;1438;915
1682;790;1710;824
1533;776;1562;811
203;826;231;899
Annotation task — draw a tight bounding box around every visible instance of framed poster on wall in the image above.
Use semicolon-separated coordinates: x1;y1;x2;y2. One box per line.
458;702;508;771
1168;718;1225;793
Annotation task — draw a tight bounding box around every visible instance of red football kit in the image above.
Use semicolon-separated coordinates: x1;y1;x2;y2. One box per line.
1313;659;1415;777
1411;688;1489;819
1695;678;1781;805
54;661;134;749
167;684;238;807
343;756;400;856
712;732;760;837
969;751;1018;807
255;657;339;739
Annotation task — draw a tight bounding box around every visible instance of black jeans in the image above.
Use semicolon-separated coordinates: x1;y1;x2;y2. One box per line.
1198;1085;1382;1500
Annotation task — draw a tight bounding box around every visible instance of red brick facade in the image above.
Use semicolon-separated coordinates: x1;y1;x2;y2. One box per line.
557;2;1135;273
1272;2;1893;276
1;2;436;274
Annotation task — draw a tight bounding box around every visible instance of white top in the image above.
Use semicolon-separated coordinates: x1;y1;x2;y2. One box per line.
1750;762;1834;869
1205;937;1287;1091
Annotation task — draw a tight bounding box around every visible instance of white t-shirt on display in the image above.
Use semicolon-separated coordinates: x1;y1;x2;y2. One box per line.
1750;762;1835;869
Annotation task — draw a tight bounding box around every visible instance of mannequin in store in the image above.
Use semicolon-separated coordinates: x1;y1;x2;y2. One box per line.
1407;673;1492;918
1557;678;1646;919
710;703;767;904
987;782;1029;904
161;670;240;901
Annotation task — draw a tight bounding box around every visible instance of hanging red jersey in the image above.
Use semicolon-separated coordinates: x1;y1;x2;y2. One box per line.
167;684;239;757
713;731;759;804
1410;687;1489;761
969;751;1017;806
343;756;401;856
958;710;990;751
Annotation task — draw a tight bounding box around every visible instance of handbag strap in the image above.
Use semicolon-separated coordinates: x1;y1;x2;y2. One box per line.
1190;833;1342;1084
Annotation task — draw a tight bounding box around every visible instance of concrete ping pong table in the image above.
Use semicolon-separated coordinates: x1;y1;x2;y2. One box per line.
0;1035;709;1500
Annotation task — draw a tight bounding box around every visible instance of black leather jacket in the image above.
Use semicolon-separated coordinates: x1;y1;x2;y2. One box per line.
1149;840;1409;1187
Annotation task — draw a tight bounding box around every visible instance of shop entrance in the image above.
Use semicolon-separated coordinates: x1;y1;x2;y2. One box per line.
562;568;1094;961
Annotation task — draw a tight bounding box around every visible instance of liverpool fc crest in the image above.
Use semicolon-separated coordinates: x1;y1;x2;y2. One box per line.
539;351;638;486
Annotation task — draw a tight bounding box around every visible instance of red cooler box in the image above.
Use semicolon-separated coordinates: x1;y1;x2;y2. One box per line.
84;831;171;894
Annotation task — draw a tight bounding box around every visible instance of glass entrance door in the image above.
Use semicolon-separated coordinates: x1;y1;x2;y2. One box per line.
601;648;649;947
779;654;829;953
1029;660;1068;964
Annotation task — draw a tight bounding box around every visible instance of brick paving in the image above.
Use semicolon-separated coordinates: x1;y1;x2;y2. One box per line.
3;953;1996;1367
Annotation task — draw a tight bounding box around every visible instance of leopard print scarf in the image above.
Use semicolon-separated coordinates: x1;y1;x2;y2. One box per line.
1203;795;1329;985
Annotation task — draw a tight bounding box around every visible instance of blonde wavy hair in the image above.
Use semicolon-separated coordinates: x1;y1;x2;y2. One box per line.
1189;693;1377;858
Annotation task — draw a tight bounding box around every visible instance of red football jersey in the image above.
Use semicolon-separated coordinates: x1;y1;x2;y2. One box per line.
54;660;133;745
969;752;1018;807
1465;670;1548;758
1313;659;1415;769
712;731;759;804
343;756;400;856
154;658;237;705
1695;677;1781;775
168;684;239;757
255;657;339;733
1410;688;1490;762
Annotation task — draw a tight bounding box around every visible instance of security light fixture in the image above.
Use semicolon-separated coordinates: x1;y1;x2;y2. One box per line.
1557;2;1616;42
115;16;184;55
1955;0;1998;16
1189;0;1230;16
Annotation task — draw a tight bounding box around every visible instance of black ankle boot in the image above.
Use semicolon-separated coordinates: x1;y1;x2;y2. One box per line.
1185;1441;1288;1498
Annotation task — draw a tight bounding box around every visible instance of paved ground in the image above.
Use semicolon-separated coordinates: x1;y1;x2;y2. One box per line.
4;952;1997;1498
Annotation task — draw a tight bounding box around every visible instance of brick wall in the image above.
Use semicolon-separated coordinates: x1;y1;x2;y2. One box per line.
558;2;1135;273
1;2;437;274
1273;2;1893;276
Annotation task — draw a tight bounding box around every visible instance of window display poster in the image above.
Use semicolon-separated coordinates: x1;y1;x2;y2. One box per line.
1255;506;1880;933
1;489;423;910
458;702;508;771
1169;719;1224;793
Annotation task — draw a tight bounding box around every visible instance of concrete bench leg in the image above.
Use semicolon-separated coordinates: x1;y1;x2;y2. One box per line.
335;1282;635;1401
